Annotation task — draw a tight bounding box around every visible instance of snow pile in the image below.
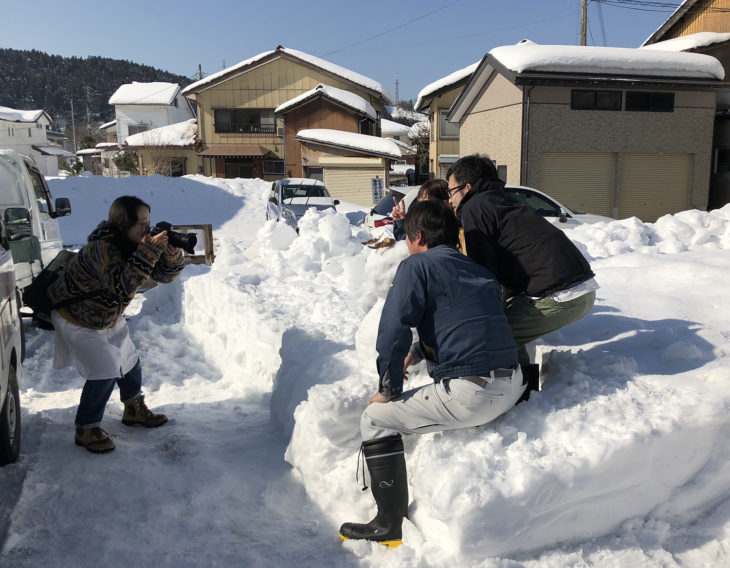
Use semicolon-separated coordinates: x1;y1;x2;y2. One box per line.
568;206;730;260
3;173;730;567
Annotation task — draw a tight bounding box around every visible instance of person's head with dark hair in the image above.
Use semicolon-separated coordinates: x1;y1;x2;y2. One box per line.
446;154;500;212
108;195;151;243
416;179;449;203
403;199;459;254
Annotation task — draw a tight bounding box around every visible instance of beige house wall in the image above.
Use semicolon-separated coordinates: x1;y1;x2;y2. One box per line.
662;0;730;39
427;89;464;177
136;147;201;176
525;86;716;209
458;73;523;184
195;57;385;158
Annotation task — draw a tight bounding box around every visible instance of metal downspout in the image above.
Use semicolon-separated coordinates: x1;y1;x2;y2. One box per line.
522;86;533;185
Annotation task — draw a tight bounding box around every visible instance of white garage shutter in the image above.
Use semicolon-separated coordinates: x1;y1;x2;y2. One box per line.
619;154;691;222
539;153;616;217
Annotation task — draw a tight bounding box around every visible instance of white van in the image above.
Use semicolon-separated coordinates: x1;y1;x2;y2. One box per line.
0;149;71;290
0;216;25;465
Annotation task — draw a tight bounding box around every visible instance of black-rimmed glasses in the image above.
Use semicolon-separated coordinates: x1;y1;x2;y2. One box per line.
448;183;467;198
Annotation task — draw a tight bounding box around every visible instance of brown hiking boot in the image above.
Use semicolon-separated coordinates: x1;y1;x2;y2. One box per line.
122;395;168;428
75;427;115;453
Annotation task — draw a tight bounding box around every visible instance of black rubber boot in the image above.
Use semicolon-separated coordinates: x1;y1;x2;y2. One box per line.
339;434;409;548
516;363;540;405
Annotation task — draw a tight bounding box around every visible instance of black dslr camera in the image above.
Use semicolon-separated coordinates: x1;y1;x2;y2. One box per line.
149;222;197;255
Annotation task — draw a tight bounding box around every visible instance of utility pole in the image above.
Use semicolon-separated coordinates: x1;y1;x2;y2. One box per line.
198;64;203;80
395;80;399;105
85;85;92;126
580;0;588;46
70;98;77;152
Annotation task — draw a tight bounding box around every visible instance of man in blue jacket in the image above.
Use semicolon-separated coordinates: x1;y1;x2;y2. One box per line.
339;200;524;548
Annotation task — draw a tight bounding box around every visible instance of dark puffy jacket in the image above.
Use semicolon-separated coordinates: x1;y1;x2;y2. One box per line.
376;245;517;398
47;221;185;329
457;179;593;298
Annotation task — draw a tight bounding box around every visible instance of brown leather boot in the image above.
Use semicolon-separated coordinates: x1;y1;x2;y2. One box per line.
122;395;168;428
75;427;115;453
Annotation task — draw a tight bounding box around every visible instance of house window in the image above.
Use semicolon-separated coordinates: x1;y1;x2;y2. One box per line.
625;91;674;112
128;124;149;135
439;111;459;139
214;109;276;134
571;90;622;110
263;160;284;175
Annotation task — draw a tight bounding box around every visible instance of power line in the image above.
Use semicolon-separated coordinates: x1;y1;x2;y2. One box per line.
319;0;465;57
331;13;575;54
594;0;730;13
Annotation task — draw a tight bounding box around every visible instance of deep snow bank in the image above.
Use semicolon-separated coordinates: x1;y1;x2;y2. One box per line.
280;206;730;562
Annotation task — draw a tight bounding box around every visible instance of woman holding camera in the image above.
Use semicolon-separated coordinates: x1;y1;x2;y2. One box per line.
47;195;185;453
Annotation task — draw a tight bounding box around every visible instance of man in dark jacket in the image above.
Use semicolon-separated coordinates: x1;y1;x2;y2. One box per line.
446;154;597;372
339;200;524;548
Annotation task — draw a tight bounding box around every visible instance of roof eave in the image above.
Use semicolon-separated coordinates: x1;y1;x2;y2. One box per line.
642;0;697;46
295;135;399;160
514;71;728;90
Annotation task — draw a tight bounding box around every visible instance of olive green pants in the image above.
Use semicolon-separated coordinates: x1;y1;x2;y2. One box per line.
505;291;596;366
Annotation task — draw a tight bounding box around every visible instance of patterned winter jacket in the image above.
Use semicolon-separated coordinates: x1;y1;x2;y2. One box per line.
47;221;185;329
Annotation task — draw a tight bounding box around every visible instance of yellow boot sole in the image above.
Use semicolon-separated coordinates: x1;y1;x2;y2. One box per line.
339;533;402;548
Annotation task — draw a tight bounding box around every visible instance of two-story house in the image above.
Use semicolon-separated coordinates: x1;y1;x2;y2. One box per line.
104;82;195;177
448;41;727;222
0;105;73;176
415;62;478;179
642;1;730;209
181;46;392;180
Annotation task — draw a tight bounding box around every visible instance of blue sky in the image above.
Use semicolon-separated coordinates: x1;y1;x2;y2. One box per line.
2;0;677;103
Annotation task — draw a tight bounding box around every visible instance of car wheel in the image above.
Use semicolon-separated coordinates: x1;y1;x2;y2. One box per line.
0;364;21;465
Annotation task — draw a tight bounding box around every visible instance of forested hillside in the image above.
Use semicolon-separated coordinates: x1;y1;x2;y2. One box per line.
0;48;192;127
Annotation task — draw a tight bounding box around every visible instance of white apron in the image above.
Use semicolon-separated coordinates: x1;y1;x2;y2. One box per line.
52;311;139;380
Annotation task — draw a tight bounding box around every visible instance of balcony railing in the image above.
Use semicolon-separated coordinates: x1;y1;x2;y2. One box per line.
214;124;276;134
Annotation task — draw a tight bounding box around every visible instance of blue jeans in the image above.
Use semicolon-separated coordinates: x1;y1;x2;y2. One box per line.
75;361;143;428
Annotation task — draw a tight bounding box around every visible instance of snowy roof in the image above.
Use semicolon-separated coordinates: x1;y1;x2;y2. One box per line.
182;46;392;102
95;142;120;149
380;118;411;136
295;128;402;159
390;163;414;175
643;0;697;46
109;82;180;105
489;42;725;80
76;148;102;155
32;145;75;157
275;84;377;120
99;120;117;130
415;61;479;111
0;105;50;123
641;32;730;53
125;119;197;148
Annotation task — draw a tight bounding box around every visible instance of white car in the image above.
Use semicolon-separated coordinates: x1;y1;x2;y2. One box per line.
362;187;418;234
266;178;339;230
504;185;614;228
363;184;613;235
